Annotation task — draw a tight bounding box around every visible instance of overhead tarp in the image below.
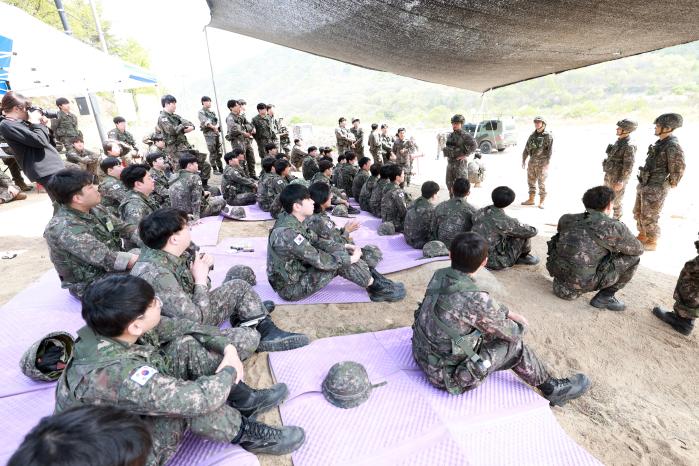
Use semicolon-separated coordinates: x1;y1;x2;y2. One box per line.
207;0;699;92
0;2;157;97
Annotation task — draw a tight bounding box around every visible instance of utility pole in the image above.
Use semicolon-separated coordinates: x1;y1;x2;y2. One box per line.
53;0;72;36
87;0;109;54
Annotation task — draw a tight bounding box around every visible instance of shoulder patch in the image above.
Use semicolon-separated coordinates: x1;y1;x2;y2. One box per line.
130;366;158;386
398;192;404;198
326;221;334;228
293;234;305;245
160;118;169;122
277;179;283;184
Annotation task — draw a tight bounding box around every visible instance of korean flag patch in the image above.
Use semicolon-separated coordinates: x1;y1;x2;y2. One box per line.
293;234;305;245
277;179;284;184
398;192;404;198
130;366;158;386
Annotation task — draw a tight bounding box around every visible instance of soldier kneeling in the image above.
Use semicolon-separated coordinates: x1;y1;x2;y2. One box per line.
412;232;590;405
547;186;643;311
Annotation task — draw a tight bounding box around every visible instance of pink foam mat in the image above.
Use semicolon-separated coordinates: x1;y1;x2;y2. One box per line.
268;327;601;466
190;216;224;246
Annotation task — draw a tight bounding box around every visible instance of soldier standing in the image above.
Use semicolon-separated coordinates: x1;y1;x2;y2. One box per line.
335;117;355;156
155;95;195;168
368;123;381;165
267;104;290;156
225;99;257;179
392;128;413;187
444;115;477;197
632;113;685;251
378;124;394;164
198;96;223;174
350;118;364;158
52;97;81;152
602;119;637;219
107;116;140;164
521;116;553;209
252;103;275;164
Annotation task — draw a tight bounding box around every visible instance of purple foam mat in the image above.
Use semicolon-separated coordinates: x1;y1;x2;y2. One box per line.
191;216;224;246
236;204;274;221
268;327;601;466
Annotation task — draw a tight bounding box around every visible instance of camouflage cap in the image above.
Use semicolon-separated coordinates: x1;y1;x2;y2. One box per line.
224;264;257;286
361;245;383;269
331;204;349;217
451;114;465;124
322;361;386;409
654;113;683;130
221;205;246;220
616;119;638;132
533;116;546;124
422;240;449;258
377;221;396;236
20;332;74;382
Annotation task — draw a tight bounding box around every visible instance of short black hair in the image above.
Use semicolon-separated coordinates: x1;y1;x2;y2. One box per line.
55;97;69;107
352;118;360;124
397;127;405;133
380;124;388;129
70;136;83;144
337;154;346;163
139;207;189;250
453;178;470;197
82;275;155;337
146;151;165;167
371;123;379;130
451;232;489;274
308;146;318;154
113;116;125;125
160;94;177;107
370;164;380;176
338;117;346;124
379;163;391;179
358;157;371;169
280;184;310;214
46;169;95;205
266;104;275;110
320;155;333;163
262;156;275;173
120;164;149;190
323;147;333;154
385;163;403;182
100;157;121;174
492;186;515;208
582;185;615;211
309;181;331;213
421;181;440;199
201;96;211;103
256;103;266;110
224;148;245;163
275;153;286;160
265;142;277;153
345;151;357;162
274;159;290;175
178;153;198;170
102;141;119;154
7;405;151;466
318;159;333;173
227;99;239;109
294;138;300;144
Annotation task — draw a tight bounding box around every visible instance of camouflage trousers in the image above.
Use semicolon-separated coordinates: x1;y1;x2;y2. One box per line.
148;335;242;466
195;151;212;185
276;259;373;301
526;160;548;196
369;148;381;166
673;256;699;319
243;144;256;178
446;160;468;196
205;135;223;173
633;183;669;239
398;162;412;187
552;254;641;300
202;196;226;218
487;237;532;270
225;192;257;206
603;174;629;219
205;278;269;327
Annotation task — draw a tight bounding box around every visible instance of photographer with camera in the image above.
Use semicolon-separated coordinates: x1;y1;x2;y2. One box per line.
0;92;65;200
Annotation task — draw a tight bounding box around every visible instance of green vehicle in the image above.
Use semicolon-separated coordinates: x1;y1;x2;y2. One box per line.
464;118;517;154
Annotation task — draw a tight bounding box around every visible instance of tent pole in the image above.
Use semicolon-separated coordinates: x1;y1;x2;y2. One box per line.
203;26;226;154
87;92;107;147
87;0;109;54
53;0;73;36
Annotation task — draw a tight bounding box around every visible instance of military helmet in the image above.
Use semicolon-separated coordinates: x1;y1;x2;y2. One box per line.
20;332;74;382
616;119;638;132
451;114;465;124
221;205;246;220
224;264;256;286
331;204;349;217
289;178;309;187
361;245;383;269
533;116;546;125
422;240;449;258
322;361;386;409
378;221;396;236
654;113;683;130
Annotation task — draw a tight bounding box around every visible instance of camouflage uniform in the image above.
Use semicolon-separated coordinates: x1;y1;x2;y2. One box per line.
381;183;409;232
0;172;18;203
467;158;486;186
392;138;413;186
671;241;699;320
632;135;685;240
431;197;477;248
52;110;81;151
379;134;394;164
156;110;194;166
359;175;378;212
290;144;308;170
119;191;160;249
302;155;319;181
403;197;435;249
43;205;140;298
444;129;477;195
98;175;128;217
350;127;364;158
602;138;636;219
267;212;372;301
310;171;345;205
351;168;370;202
369;178;390;217
522;130;553;198
546;210;643;300
335;127;355;156
368;130;381;165
169;171;225;220
436;132;447;160
198;107;223;173
472;206;537;270
412;267;550;394
131;247;265;356
150;166;170;207
340;163;358;197
257;173;287;212
271;117;290;156
226;112;257;178
221;165;257;206
252;114;275;161
55;325;243;466
107;128;140;164
65;147;99;175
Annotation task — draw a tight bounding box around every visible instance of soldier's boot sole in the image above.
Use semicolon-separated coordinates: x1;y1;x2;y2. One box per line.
231;383;289;418
238;422;306;455
544;374;591;407
257;333;310;352
515;254;540;266
590;292;625;311
368;283;406;303
652;307;694;335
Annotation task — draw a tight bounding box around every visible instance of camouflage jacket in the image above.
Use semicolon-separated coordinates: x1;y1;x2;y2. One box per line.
352;168;370;202
267;212;349;292
310;171;345;203
226;112;254;149
99;175;129;217
53;110;81;140
335;127;355;153
638;135;685;187
368;131;380;151
350;127;364;149
0;172;16;202
381;183;408;231
404;196;435;249
602;137;635;184
198;107;219;138
119;190;159;228
392;138;412;166
412;267;521;394
304;210;350;245
150;167;170;207
379;134;393;157
359;175;378;212
43;205;139;297
472;206;537;269
251;114;275;144
222;165;256;202
156;110;193;155
169;171;205;220
290;144;308;168
522;130;553;164
674;241;699;317
370;178;390;216
467;159;486;183
340;163;358;195
107;128;138;152
431;197;477;248
302;156;320;181
66;147;99;167
258;173;286;211
547;209;643;289
444;129;476;162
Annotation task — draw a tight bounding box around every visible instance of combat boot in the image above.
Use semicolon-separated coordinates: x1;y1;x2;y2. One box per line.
590;288;625;311
256;317;310;352
263;300;275;313
234;418;305;455
652;307;694;336
521;193;535;206
227;381;289;417
13;192;27;201
537;373;590;406
347;204;360;215
367;277;406;302
515;254;540;266
370;268;406;293
538;194;546;209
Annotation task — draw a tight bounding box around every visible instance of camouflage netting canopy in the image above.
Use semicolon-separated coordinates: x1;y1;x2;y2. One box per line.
207;0;699;92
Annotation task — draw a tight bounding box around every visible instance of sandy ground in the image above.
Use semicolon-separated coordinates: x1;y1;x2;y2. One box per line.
0;123;697;466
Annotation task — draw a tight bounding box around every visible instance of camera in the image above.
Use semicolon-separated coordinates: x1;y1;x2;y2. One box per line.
26;106;59;119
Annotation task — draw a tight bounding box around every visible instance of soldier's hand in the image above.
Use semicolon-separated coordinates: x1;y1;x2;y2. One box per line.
344;219;361;233
126;254;139;270
191;253;213;284
350;246;362;264
184;126;195;133
8;186;20;197
508;311;529;328
217;345;244;383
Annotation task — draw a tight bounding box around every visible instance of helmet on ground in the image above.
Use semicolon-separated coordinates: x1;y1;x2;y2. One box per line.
422;240;449;258
221;205;246;220
20;332;74;382
361;245;383;268
331;204;349;217
378;221;396;236
322;361;386;409
653;113;682;130
225;264;256;286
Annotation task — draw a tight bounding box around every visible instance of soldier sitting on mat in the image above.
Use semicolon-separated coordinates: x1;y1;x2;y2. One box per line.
403;181;440;249
169;153;225;220
431;178;477;249
221;148;257;206
98;157;128;217
412;231;590;405
359;163;380;213
380;164;410;232
267;184;405;302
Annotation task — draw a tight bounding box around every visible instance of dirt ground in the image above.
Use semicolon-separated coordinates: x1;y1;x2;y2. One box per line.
0;123;697;465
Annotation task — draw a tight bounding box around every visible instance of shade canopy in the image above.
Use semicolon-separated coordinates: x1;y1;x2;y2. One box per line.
207;0;699;92
0;2;157;97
